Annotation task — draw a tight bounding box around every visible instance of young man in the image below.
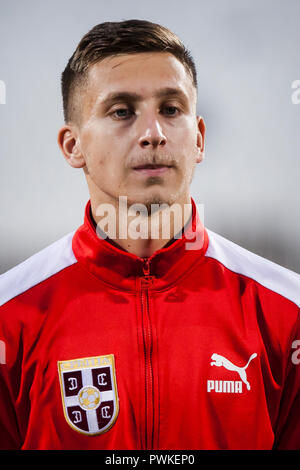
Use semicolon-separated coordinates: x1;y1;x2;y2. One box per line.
0;20;299;450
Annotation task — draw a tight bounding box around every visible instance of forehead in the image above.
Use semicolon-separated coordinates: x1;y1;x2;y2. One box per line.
84;52;196;113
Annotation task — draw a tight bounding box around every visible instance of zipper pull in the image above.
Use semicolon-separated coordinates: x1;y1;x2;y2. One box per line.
142;258;154;285
142;258;150;276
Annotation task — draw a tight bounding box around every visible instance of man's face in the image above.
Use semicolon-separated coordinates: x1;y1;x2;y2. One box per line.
72;52;205;210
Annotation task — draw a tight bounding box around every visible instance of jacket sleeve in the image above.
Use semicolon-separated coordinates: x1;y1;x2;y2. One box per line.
273;310;300;449
0;313;22;449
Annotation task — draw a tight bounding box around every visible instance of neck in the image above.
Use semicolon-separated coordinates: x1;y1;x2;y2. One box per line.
90;195;193;258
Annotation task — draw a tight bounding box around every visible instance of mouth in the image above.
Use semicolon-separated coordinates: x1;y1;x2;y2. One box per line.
132;164;173;176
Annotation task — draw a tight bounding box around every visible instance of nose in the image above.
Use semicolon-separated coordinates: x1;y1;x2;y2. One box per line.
138;115;167;149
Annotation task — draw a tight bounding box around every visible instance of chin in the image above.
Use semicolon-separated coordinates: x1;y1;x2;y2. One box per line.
125;193;175;214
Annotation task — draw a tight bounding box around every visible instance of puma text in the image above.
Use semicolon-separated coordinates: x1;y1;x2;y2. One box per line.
207;380;243;393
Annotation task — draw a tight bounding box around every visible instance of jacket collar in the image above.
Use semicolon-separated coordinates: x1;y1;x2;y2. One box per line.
72;197;209;291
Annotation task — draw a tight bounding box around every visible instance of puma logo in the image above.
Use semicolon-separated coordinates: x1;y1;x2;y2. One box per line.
210;353;257;390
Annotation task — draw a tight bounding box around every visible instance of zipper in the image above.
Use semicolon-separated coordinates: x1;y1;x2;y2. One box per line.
140;257;154;450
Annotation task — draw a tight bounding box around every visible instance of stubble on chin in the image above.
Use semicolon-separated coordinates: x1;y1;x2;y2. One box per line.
125;193;179;216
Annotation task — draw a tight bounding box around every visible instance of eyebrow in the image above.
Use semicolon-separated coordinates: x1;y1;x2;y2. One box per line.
100;87;189;109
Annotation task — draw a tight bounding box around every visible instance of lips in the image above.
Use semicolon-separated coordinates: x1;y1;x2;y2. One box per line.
132;164;172;176
133;164;172;170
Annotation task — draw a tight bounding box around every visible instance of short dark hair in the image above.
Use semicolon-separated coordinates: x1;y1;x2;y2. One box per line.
61;19;198;125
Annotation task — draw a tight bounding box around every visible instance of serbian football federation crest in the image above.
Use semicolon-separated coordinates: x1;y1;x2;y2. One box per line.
58;354;119;435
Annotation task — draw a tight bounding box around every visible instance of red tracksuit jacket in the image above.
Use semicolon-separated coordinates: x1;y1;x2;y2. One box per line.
0;198;299;450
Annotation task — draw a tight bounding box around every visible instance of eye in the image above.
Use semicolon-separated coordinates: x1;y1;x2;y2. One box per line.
111;107;134;120
161;105;180;116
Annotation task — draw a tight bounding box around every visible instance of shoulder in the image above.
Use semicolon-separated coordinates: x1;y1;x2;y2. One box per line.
205;228;300;308
0;231;77;307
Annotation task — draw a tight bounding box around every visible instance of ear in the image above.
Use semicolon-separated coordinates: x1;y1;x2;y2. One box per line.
195;116;206;163
57;125;86;168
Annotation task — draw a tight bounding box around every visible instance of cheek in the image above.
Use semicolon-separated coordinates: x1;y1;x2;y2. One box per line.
82;126;127;166
82;135;108;170
172;121;198;150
